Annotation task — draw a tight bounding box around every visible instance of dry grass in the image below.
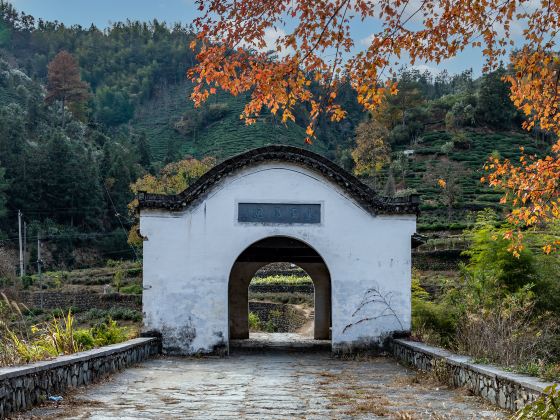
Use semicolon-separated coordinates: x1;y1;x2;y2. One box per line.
329;390;355;400
346;398;390;416
427;358;453;385
456;296;560;367
391;373;425;387
393;411;416;419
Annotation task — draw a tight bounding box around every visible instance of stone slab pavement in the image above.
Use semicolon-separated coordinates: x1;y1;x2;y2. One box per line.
22;350;508;419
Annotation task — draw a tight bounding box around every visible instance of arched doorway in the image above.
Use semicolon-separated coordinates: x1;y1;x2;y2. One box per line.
228;236;331;341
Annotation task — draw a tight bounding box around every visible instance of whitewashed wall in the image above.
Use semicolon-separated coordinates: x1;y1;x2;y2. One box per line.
140;162;416;354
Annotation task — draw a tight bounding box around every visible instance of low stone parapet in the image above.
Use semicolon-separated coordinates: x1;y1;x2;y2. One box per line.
391;338;556;411
0;337;160;418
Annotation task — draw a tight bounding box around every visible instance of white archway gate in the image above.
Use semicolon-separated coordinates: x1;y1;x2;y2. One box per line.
138;146;419;355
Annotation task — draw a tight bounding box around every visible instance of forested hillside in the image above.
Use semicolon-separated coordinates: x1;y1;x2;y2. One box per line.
0;1;555;271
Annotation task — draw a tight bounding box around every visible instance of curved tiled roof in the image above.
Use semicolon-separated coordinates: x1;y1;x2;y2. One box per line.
137;145;420;215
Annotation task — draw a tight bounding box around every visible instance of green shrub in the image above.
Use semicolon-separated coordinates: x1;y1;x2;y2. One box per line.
22;275;33;289
1;307;132;367
251;275;312;285
22;307;43;316
44;311;79;354
105;259;120;267
462;211;560;313
411;278;459;346
264;320;277;333
516;362;560;382
120;283;143;295
263;309;283;333
513;384;560;420
107;307;142;322
113;266;126;293
82;308;107;321
73;329;95;350
90;318;129;346
248;312;261;331
50;308;64;318
126;267;142;277
8;332;52;363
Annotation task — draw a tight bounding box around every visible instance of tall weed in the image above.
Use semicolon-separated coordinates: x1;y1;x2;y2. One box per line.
456;287;559;367
1;307;131;367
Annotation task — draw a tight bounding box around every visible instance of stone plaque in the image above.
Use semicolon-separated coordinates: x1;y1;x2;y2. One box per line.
238;203;321;224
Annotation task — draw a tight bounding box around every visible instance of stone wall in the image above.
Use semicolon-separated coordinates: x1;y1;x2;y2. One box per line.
391;339;555;411
4;291;141;311
249;302;307;333
412;250;467;271
0;337;159;419
249;284;313;294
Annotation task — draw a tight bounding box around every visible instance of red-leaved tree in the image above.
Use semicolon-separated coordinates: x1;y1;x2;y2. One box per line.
46;50;90;127
189;0;560;253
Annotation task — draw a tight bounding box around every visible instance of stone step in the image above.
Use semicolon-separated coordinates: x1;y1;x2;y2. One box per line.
230;332;331;353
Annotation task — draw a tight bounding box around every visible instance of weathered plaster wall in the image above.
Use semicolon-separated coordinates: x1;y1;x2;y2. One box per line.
392;339;555;411
140;162;416;354
0;338;160;419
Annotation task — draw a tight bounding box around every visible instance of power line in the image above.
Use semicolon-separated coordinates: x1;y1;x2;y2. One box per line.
102;183;140;262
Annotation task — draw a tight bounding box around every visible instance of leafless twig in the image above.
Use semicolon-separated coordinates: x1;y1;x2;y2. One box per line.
343;286;404;334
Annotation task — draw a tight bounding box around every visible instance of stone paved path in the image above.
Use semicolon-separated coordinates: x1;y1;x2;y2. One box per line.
24;351;508;419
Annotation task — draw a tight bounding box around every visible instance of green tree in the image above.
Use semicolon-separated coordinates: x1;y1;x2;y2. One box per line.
463;209;537;294
351;117;391;189
393;70;426;127
95;87;134;126
383;169;396;197
105;155;133;226
0;165;8;220
30;130;103;228
128;156;215;246
423;161;469;220
0;17;10;47
475;68;517;129
136;132;152;170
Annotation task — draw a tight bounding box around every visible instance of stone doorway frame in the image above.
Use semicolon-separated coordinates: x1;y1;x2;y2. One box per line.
228;236;332;341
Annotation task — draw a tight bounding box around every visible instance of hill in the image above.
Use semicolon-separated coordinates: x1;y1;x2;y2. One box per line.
0;2;557;272
132;81;329;161
396;130;541;230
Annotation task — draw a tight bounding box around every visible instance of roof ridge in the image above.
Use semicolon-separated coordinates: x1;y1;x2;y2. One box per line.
137;145;419;215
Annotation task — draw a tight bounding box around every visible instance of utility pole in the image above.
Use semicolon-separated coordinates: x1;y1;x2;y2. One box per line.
23;221;27;275
37;232;43;309
18;210;24;280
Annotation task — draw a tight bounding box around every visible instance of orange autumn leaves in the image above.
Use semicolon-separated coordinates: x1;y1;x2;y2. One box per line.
189;0;560;251
189;0;556;135
487;52;560;254
484;146;560;256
